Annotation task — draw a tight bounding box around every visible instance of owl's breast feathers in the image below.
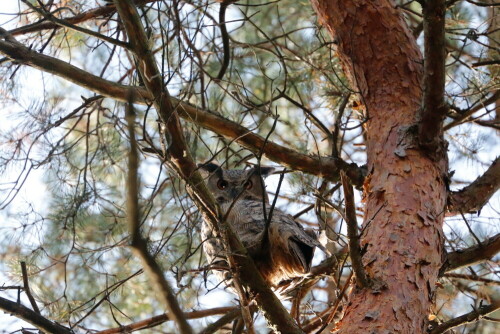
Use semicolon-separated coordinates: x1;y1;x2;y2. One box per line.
202;200;323;286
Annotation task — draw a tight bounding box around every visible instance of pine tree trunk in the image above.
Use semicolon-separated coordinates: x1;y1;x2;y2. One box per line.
310;1;447;332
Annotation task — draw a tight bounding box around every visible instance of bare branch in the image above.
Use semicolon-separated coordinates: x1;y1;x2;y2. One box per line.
441;233;500;274
419;0;448;155
96;307;237;334
9;0;157;37
0;37;366;187
447;157;500;215
120;5;193;333
115;1;302;332
445;90;500;130
429;298;500;334
198;308;242;334
341;171;370;289
0;296;72;334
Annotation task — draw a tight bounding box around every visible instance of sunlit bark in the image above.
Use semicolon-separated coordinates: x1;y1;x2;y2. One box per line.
310;1;447;332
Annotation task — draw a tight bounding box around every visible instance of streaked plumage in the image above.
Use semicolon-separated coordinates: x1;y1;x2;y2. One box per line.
199;162;323;287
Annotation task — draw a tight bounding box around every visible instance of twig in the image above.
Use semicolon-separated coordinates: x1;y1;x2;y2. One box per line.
20;0;129;49
332;93;351;158
311;271;353;334
216;1;231;80
444;273;500;285
9;0;157;37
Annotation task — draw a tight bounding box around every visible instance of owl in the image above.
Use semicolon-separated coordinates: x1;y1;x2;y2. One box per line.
198;162;324;288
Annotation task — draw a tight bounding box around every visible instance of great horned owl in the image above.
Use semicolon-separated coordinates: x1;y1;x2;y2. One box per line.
199;162;323;287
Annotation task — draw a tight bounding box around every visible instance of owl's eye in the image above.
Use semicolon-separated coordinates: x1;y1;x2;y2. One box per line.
243;180;253;189
217;179;228;190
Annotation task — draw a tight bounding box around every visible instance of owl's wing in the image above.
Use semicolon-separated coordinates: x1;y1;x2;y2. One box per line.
221;201;267;255
269;210;324;275
204;200;325;286
202;201;267;262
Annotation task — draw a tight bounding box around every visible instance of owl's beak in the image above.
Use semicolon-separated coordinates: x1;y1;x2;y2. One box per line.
229;187;244;199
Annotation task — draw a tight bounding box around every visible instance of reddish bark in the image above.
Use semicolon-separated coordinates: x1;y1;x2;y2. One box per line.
310;1;447;333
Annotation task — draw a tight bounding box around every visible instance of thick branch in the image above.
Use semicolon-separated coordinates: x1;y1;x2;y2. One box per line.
447;157;500;215
0;296;72;334
429;298;500;334
0;37;365;186
441;233;500;274
419;0;447;154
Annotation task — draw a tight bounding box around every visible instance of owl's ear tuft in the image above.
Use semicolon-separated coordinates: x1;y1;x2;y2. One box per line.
198;162;221;177
254;166;276;178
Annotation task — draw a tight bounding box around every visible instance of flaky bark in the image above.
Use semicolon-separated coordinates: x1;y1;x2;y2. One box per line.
310;1;447;333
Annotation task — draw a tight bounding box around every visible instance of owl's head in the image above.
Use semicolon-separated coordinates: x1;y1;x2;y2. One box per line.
198;162;275;204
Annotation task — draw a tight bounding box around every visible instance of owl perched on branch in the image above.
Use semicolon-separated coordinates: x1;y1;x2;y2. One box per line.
198;162;325;288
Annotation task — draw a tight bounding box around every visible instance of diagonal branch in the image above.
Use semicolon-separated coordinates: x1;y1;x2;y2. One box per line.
0;35;366;186
198;308;242;334
114;1;303;332
444;90;500;130
440;233;500;274
0;296;72;334
429;298;500;334
125;94;193;334
419;0;448;155
447;157;500;215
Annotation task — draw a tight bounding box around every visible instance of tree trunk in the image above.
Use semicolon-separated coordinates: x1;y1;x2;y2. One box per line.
310;1;447;333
